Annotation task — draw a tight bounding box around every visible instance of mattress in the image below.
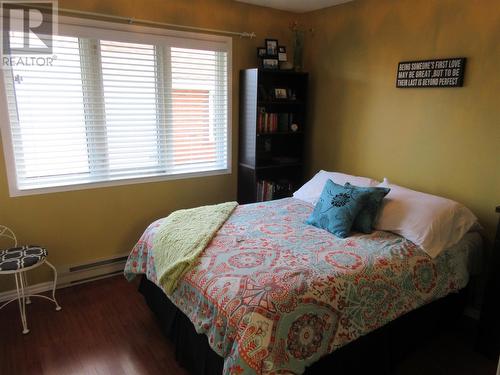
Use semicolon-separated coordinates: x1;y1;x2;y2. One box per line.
124;198;481;375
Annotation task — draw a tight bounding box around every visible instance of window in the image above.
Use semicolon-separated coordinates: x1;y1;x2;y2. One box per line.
1;19;230;195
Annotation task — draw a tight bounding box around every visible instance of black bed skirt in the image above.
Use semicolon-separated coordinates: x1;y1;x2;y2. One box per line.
139;276;466;375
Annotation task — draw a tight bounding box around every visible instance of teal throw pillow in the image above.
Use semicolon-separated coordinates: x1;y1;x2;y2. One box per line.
345;182;390;233
306;180;372;238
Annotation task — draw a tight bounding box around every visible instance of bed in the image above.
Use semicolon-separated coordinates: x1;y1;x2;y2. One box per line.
124;197;482;375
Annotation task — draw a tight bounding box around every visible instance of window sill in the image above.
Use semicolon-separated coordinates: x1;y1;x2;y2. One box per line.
8;168;232;197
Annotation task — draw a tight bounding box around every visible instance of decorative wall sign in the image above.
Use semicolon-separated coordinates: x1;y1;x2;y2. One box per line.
396;57;466;88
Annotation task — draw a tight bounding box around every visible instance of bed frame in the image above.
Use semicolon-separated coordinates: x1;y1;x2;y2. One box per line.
139;275;467;375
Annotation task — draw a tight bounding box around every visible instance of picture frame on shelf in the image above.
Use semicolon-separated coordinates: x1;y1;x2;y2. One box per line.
265;39;278;57
257;47;266;58
278;46;287;62
274;88;287;99
262;58;279;70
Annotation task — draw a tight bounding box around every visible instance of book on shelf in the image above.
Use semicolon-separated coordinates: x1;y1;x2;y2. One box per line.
257;107;296;133
256;180;294;201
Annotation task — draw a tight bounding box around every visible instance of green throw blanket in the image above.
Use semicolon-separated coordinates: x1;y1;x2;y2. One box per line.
153;201;238;294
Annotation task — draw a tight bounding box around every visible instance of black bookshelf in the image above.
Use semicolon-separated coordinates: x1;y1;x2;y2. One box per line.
238;68;308;204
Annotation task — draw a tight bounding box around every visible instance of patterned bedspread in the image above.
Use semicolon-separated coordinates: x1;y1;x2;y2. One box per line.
124;198;480;375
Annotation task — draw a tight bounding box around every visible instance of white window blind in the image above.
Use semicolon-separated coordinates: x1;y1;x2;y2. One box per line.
2;22;230;194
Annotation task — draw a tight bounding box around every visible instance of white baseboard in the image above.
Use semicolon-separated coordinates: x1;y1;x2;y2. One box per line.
0;253;129;303
0;280;56;303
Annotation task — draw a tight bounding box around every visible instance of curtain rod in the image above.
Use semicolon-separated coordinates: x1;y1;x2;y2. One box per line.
28;5;257;39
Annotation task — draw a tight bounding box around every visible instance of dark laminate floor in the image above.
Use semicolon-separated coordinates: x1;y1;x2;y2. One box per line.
0;276;496;375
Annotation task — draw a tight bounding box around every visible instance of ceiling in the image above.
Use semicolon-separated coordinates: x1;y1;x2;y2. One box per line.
235;0;354;13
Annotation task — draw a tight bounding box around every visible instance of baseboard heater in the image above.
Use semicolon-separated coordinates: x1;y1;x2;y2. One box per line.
0;253;130;303
62;254;130;286
69;269;125;285
69;255;129;273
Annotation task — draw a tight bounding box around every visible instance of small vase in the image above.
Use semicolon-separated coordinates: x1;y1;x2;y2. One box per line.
292;30;304;72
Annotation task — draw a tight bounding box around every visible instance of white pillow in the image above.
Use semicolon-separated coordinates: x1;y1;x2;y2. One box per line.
293;170;379;205
374;182;478;258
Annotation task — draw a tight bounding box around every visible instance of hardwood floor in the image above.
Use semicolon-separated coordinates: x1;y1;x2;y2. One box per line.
0;276;496;375
0;276;188;375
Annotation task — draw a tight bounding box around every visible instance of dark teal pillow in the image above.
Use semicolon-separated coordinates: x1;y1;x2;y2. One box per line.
306;180;372;238
345;182;390;234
